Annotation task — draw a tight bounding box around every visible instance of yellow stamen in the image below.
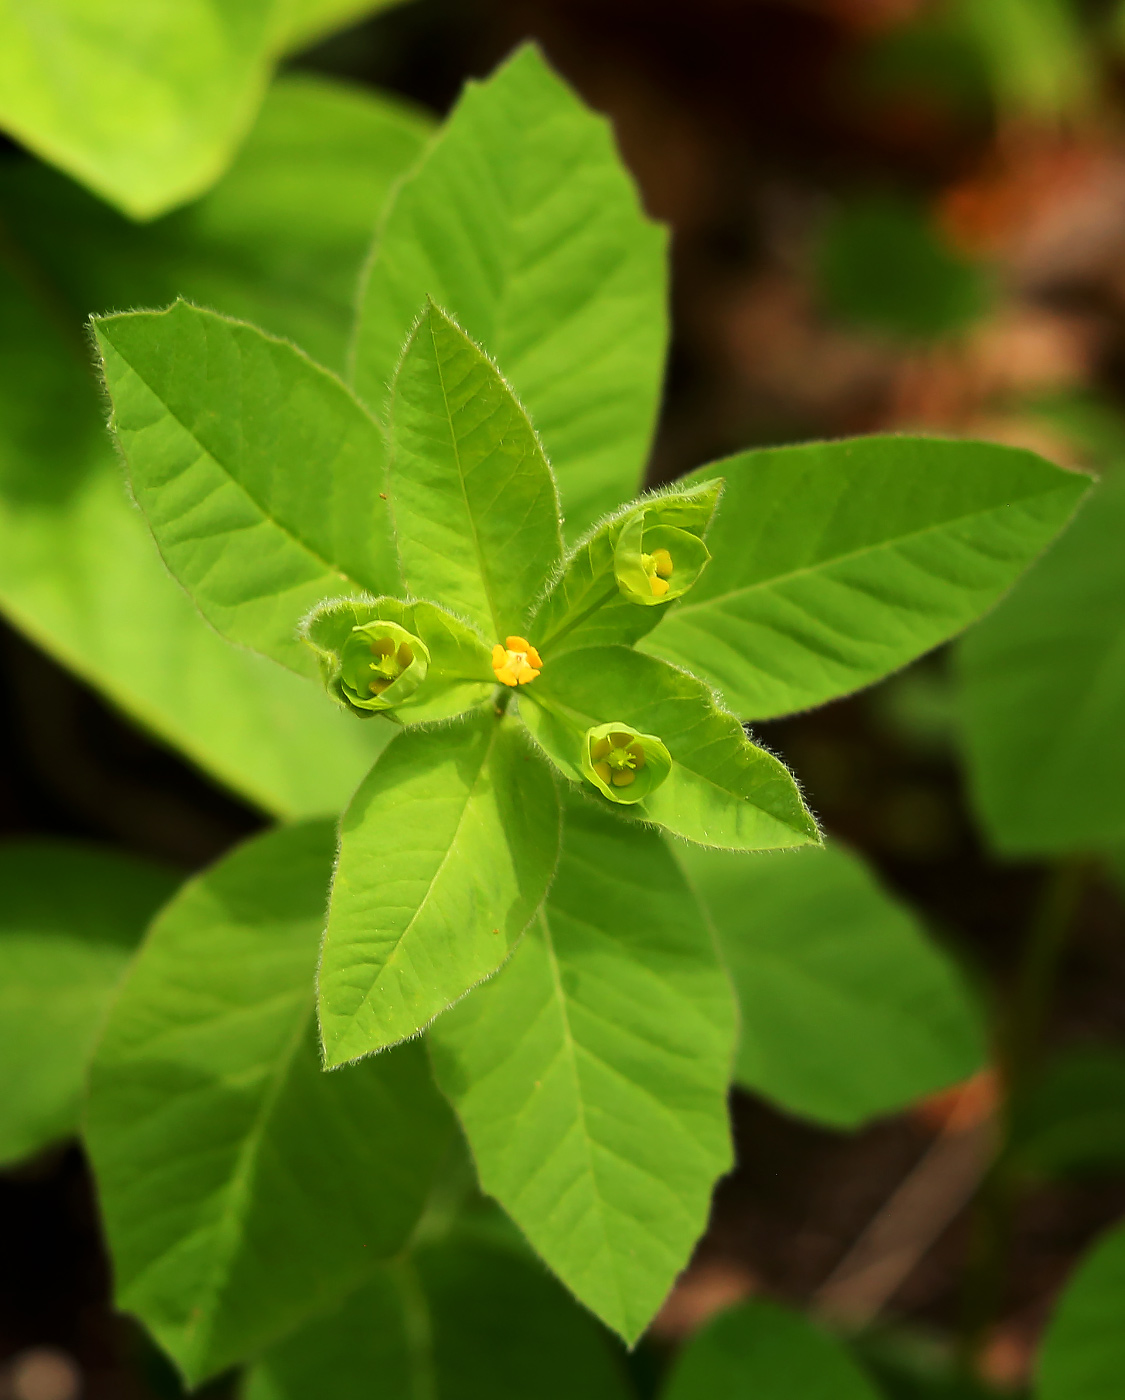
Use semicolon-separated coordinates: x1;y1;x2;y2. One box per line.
491;635;542;687
651;549;674;579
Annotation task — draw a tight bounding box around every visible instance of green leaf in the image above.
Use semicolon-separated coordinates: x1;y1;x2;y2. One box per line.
676;842;986;1128
816;195;989;342
0;78;426;816
319;712;561;1066
95;300;400;679
521;645;818;851
428;798;736;1343
642;436;1089;721
353;44;668;538
0;0;278;219
273;0;412;52
1011;1047;1125;1180
389;302;562;638
0;842;177;1167
0;75;433;377
664;1300;880;1400
957;471;1125;855
85;822;452;1386
1038;1220;1125;1400
243;1224;629;1400
302;596;493;723
531;479;723;659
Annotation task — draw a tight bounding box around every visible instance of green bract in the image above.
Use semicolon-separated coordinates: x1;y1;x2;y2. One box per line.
87;39;1087;1360
613;512;711;606
582;722;672;804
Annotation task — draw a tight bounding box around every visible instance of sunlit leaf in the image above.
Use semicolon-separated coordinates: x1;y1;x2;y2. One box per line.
643;436;1088;721
429;799;736;1343
95;301;400;678
353;43;667;537
319;713;561;1066
85;822;452;1385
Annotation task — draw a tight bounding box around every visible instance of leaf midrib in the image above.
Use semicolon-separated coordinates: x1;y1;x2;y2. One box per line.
349;721;498;1033
537;908;629;1332
670;481;1083;619
141;993;315;1373
106;327;368;593
427;318;502;639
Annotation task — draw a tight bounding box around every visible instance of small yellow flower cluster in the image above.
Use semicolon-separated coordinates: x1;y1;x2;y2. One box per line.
367;636;415;695
492;635;543;687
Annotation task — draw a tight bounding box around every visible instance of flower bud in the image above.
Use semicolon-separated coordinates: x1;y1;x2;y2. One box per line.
581;722;672;805
337;620;430;713
614;511;711;607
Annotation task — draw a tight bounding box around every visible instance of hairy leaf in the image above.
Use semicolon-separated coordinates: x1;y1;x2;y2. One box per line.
85;823;452;1385
677;843;985;1128
643;436;1089;720
1039;1221;1125;1400
354;44;667;537
95;301;400;678
0;842;177;1167
522;645;818;850
958;471;1125;854
531;479;723;658
389;302;562;638
243;1222;629;1400
664;1300;880;1400
429;799;736;1343
320;712;561;1066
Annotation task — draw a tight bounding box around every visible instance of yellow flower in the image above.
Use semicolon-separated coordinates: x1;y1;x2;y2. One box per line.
644;548;674;598
492;635;543;687
590;730;647;787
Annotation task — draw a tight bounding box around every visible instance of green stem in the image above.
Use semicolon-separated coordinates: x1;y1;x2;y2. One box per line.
957;856;1090;1371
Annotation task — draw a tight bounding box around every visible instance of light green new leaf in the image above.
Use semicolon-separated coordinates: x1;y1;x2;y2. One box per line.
677;843;985;1128
0;78;426;816
390;302;562;638
957;471;1125;855
302;596;494;724
95;301;400;679
643;436;1089;720
242;1225;629;1400
85;822;452;1386
664;1300;880;1400
0;842;177;1168
0;0;277;220
428;799;736;1343
531;479;723;658
354;43;668;537
320;712;561;1066
522;646;818;851
1038;1220;1125;1400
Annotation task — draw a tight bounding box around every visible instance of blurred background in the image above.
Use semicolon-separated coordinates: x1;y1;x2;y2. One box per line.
3;1;1125;1396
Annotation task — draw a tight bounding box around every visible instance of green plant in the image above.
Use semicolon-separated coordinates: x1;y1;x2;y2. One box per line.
0;29;1102;1400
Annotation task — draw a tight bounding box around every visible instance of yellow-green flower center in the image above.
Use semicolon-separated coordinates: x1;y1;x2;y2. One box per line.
590;731;647;788
367;637;415;695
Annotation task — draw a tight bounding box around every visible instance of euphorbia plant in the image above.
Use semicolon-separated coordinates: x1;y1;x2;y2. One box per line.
79;41;1089;1390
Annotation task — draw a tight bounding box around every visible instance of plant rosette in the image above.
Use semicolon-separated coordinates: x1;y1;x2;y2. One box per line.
614;510;711;605
581;722;671;803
